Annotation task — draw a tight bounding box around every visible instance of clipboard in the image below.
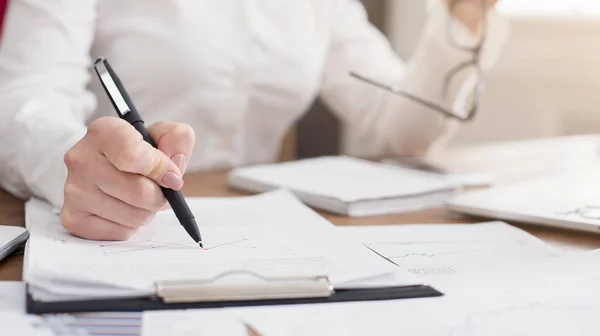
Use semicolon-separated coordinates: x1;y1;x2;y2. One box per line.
26;271;443;314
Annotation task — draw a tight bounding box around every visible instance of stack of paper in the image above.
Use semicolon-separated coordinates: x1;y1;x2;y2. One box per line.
228;156;457;217
23;190;404;303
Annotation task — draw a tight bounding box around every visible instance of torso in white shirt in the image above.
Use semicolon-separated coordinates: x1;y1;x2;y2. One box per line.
89;0;334;170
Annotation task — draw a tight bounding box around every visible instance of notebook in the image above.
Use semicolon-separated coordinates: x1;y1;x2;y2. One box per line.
228;156;458;217
23;190;439;314
447;169;600;234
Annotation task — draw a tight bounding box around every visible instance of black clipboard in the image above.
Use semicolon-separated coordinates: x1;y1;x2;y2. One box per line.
25;257;444;315
26;284;442;314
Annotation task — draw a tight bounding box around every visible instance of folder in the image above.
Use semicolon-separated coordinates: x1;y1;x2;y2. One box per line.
26;271;442;314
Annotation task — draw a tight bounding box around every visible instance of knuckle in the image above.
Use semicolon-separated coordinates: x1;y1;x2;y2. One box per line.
60;208;79;232
63;148;86;170
173;124;195;143
112;227;136;241
148;150;168;178
89;117;141;152
133;210;155;227
131;178;162;209
158;200;170;211
117;143;141;171
87;117;114;138
152;121;170;130
63;181;81;199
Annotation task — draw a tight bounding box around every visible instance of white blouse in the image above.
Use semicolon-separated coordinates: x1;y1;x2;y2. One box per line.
0;0;508;207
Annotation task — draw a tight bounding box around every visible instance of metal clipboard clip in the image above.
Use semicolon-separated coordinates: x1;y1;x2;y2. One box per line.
155;270;334;303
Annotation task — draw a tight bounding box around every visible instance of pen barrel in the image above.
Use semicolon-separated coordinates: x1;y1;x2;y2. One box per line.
132;121;158;148
163;188;201;243
162;188;195;221
131;120;201;242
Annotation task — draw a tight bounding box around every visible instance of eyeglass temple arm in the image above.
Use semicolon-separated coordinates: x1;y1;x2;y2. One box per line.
349;72;476;122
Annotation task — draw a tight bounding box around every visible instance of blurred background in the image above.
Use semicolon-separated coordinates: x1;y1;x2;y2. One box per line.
297;0;600;158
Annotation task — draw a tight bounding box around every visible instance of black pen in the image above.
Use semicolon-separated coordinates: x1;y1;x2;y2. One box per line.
93;57;203;247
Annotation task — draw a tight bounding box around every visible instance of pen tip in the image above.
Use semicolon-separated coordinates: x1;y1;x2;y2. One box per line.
198;242;203;248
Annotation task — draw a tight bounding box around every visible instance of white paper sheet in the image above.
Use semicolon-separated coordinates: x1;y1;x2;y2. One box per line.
0;281;25;313
233;281;600;336
229;156;453;203
24;190;398;301
0;312;54;336
435;248;600;294
229;250;600;336
142;310;248;336
338;221;563;281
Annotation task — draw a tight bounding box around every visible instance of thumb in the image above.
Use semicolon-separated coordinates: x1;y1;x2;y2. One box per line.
147;122;195;174
143;142;185;190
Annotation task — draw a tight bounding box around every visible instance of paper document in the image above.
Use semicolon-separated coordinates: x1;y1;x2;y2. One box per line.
437;248;600;295
229;279;600;336
433;250;600;336
381;157;495;188
228;156;456;217
228;299;450;336
0;312;54;336
142;310;248;336
24;190;398;302
0;281;25;313
230;156;451;203
338;221;562;280
227;250;600;336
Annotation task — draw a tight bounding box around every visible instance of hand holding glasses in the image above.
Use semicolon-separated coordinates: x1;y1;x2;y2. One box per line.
351;0;490;122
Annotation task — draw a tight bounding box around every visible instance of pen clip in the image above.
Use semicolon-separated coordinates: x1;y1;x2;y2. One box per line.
94;58;131;117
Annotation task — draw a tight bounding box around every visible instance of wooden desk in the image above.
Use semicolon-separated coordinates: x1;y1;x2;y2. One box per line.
3;135;600;282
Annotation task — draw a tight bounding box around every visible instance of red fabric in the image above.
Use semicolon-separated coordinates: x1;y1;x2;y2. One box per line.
0;0;7;41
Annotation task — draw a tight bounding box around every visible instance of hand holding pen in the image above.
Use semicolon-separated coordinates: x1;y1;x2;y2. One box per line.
60;59;201;246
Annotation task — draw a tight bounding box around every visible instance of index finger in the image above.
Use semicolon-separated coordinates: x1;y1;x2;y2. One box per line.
87;117;184;190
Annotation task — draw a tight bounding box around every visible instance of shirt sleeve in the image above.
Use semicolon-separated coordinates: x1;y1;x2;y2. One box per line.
319;0;509;157
0;0;98;207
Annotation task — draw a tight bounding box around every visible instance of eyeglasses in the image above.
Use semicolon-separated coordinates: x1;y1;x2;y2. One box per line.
350;0;488;122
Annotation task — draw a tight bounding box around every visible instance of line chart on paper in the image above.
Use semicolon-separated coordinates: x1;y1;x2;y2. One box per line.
99;238;257;255
364;239;559;279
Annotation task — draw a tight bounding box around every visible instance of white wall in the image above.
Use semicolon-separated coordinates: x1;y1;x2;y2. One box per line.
451;15;600;146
